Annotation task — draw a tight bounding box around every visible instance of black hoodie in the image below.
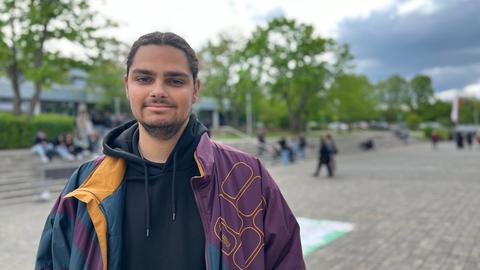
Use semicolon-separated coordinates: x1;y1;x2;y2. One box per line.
103;114;208;270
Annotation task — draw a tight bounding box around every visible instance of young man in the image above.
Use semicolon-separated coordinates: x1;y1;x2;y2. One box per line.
35;32;305;270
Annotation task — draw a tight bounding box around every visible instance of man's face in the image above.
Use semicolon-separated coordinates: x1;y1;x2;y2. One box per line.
125;45;200;138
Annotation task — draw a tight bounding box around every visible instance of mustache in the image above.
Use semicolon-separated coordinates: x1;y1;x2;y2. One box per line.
143;98;176;107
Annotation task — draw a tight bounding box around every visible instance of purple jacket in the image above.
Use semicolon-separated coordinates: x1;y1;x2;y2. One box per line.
36;133;305;270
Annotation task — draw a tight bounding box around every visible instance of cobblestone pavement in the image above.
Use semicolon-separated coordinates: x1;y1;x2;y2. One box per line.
1;142;479;269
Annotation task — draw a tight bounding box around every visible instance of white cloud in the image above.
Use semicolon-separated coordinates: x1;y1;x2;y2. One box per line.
435;89;459;101
435;81;480;101
422;65;473;78
397;0;438;16
355;58;382;72
92;0;397;49
464;83;480;98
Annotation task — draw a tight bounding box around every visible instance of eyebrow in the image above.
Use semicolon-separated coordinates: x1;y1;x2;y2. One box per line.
163;71;189;79
130;69;155;76
130;69;189;79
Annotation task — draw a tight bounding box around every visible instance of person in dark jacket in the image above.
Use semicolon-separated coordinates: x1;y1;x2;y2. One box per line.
313;136;333;177
35;32;305;270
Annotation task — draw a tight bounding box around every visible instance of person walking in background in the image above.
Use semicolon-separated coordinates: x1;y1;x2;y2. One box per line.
75;103;95;140
278;137;295;165
456;132;465;149
257;129;267;157
476;132;480;148
326;133;338;173
431;130;440;149
296;134;307;160
466;132;474;149
313;136;333;178
278;137;290;165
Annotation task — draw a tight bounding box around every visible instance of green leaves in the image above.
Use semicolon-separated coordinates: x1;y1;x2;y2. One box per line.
376;74;436;122
0;0;120;115
242;17;352;132
198;17;355;132
327;74;378;123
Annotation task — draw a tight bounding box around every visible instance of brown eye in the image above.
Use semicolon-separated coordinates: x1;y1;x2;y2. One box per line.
168;78;185;86
136;76;153;84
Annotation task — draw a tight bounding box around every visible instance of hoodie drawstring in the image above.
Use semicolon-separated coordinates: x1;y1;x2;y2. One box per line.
140;151;178;237
171;152;177;222
142;161;151;238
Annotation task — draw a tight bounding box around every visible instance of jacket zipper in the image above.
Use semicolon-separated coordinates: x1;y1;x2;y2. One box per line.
191;177;210;270
192;152;211;270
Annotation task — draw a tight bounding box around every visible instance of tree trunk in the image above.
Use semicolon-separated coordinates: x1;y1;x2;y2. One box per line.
7;66;22;115
28;21;49;119
28;81;42;119
7;17;22;115
286;101;299;133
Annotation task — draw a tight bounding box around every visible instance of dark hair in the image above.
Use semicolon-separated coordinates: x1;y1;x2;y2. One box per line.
126;32;199;81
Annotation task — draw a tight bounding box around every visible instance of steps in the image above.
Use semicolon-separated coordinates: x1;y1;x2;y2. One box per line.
0;149;86;207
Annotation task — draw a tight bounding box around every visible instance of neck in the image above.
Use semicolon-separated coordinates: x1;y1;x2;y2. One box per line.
138;119;189;163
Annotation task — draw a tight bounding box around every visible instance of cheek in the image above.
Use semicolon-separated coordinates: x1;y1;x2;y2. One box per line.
128;93;145;113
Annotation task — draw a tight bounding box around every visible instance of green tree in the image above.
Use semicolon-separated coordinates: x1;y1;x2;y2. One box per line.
327;74;378;123
418;100;452;127
458;98;480;125
23;0;118;118
199;34;267;129
409;74;434;111
376;75;411;121
242;17;352;133
0;0;28;115
198;34;237;117
0;0;119;117
85;40;128;113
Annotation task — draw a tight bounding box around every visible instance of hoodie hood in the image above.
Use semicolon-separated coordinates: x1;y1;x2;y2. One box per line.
103;114;208;170
102;114;208;236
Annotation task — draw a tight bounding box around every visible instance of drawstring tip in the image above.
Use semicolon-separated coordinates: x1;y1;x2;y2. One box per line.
146;228;150;237
172;213;176;221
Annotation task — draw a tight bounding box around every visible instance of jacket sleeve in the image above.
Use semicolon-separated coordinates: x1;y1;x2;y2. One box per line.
259;160;306;270
35;165;84;270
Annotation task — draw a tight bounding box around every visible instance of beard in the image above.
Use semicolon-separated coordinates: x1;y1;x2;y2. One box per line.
139;117;188;140
136;97;191;140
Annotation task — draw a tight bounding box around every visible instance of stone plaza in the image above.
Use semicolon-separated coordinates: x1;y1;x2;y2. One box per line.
1;141;479;269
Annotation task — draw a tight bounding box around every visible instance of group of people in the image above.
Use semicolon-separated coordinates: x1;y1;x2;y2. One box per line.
256;131;338;178
31;103;106;163
453;131;479;149
276;135;307;165
256;132;308;165
430;130;480;149
31;130;100;163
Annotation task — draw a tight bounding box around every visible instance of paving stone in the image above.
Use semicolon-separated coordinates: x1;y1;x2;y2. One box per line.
1;141;479;269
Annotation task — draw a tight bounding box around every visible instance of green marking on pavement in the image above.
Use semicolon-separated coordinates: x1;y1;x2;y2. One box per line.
298;217;354;256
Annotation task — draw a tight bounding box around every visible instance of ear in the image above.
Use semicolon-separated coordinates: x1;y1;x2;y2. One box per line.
124;74;129;99
193;79;201;104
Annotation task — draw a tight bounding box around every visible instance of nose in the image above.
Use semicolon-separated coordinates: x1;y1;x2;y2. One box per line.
150;81;168;98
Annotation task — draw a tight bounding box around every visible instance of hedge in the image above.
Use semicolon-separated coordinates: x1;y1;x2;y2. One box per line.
0;113;74;149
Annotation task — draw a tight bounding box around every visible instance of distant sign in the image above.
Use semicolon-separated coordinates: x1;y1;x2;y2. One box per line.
298;217;354;256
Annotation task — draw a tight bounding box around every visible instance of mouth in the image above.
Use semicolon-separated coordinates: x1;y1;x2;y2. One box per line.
144;104;175;112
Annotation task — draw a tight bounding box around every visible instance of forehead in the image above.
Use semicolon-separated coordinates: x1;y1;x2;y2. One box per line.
130;45;191;74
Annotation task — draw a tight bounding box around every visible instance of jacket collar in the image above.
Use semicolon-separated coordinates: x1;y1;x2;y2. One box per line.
194;133;215;179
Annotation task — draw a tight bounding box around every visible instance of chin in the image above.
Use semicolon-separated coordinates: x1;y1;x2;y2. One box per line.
142;119;175;128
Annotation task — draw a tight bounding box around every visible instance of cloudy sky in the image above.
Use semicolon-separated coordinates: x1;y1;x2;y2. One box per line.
95;0;479;99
